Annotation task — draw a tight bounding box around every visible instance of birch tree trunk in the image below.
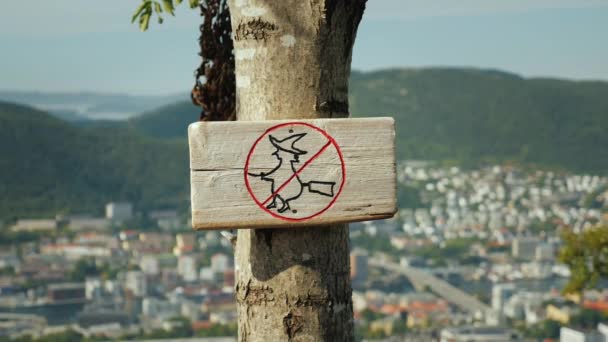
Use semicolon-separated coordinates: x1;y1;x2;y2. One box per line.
227;1;366;341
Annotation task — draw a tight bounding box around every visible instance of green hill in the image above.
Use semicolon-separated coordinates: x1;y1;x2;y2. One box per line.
128;101;200;139
349;68;608;173
0;101;189;218
130;68;608;173
2;67;608;218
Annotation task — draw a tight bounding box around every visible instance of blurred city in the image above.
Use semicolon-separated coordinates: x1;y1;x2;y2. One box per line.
1;162;606;341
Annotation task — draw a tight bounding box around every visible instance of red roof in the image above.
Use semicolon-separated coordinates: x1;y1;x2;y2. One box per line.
192;321;213;330
583;300;608;312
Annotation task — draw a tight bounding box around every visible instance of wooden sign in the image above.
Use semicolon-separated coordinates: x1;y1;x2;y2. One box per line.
189;118;397;230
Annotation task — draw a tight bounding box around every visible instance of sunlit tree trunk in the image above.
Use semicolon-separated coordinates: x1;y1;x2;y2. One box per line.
227;0;366;341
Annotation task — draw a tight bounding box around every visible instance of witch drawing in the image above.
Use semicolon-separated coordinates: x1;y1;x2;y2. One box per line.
248;132;336;214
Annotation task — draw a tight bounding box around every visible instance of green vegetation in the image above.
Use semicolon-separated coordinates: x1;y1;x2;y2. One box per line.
0;101;189;219
559;226;608;294
0;230;43;246
69;258;121;282
522;310;608;340
3;67;608;219
583;186;608;209
1;330;87;342
195;323;238;337
354;314;408;342
126;318;236;340
398;184;425;209
0;320;237;341
128;101;199;139
522;319;562;340
126;68;608;174
350;68;608;173
411;238;478;266
139;317;193;339
132;0;200;31
351;232;398;256
570;308;608;330
527;219;558;234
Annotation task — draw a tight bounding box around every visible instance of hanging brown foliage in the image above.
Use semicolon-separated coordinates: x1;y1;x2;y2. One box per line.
191;0;235;121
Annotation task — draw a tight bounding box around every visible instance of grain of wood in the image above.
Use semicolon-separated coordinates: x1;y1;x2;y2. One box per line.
189;117;396;230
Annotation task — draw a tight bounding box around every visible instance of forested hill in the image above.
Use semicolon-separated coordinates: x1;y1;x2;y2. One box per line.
0;101;189;218
128;101;199;139
349;68;608;173
129;68;608;173
2;67;608;218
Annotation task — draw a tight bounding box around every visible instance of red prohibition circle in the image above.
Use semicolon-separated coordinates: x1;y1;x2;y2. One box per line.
244;122;346;222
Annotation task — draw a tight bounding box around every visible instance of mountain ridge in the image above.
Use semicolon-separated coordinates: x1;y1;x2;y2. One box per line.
0;100;188;219
1;67;607;218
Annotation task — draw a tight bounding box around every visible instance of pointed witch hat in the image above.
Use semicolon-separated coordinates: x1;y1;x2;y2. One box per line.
268;133;308;155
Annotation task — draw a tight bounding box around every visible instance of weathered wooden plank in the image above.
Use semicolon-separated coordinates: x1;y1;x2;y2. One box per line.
189;117;397;230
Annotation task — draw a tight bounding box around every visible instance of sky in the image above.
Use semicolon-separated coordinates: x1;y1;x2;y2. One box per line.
1;0;607;95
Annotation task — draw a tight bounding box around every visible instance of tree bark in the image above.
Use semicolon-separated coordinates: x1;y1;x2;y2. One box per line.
227;1;366;341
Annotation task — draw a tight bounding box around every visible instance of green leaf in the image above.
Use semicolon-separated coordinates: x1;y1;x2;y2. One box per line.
158;17;164;24
139;12;151;32
153;1;163;14
189;0;198;9
162;0;175;15
175;0;183;5
131;2;148;23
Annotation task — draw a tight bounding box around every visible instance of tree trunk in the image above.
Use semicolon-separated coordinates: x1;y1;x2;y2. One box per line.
227;0;366;341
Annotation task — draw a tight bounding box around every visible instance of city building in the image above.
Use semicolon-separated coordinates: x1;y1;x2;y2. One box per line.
199;267;215;282
11;219;57;233
491;283;516;313
440;326;519;341
211;253;231;273
125;271;147;297
535;243;556;261
105;202;133;221
173;233;196;256
140;255;160;276
511;237;540;260
178;255;199;282
599;323;608;339
142;297;181;320
560;327;605;342
350;249;369;284
47;283;86;304
67;217;110;231
85;277;102;300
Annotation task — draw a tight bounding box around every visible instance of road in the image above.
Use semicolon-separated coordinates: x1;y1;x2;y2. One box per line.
369;257;491;314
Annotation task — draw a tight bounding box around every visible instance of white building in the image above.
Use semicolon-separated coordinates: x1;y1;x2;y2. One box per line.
149;210;181;231
11;219;57;232
492;283;516;313
85;277;102;300
535;243;555;261
178;255;198;282
512;237;539;260
105;202;133;221
350;249;368;284
199;267;216;282
599;323;608;340
142;297;181;320
139;255;160;276
125;271;146;297
560;327;605;342
211;253;231;273
67;218;110;231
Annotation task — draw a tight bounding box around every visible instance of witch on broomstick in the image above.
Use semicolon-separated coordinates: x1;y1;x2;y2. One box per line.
248;133;336;214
